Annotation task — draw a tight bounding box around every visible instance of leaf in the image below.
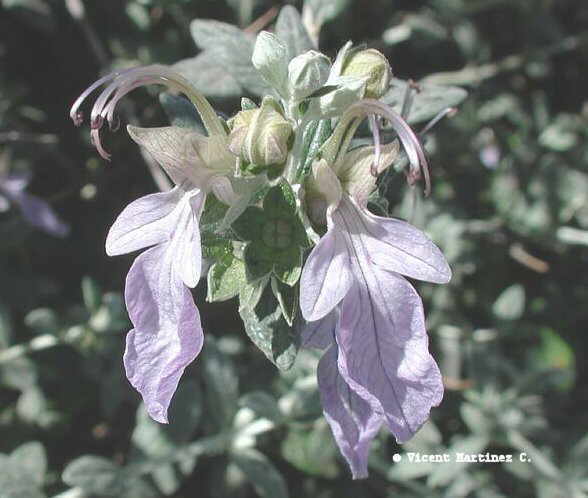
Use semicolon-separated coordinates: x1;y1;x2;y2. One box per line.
281;421;339;478
0;302;12;348
381;78;467;124
81;276;102;313
0;456;45;498
10;442;47;487
271;277;298;326
62;456;122;495
275;6;314;60
426;435;490;488
530;328;575;391
252;32;289;97
159;93;203;130
239;391;282;423
239;285;299;370
190;19;268;96
173;52;243;99
202;337;239;429
207;255;247;302
493;284;525;320
303;0;350;25
232;448;289;498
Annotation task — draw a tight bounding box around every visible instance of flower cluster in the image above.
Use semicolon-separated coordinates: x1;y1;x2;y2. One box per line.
71;19;453;478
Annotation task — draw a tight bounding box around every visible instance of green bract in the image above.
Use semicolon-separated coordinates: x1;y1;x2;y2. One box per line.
341;48;392;99
232;181;308;287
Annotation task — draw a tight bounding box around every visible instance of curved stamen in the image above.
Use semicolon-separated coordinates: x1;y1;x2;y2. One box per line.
69;68;135;126
369;114;381;177
70;64;225;161
420;107;457;137
322;98;430;196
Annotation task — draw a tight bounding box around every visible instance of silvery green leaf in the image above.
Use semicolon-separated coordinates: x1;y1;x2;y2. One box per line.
16;387;50;424
281;421;339;478
10;442;47;487
174;52;243;99
493;284;525;320
1;357;38;391
81;276;101;313
232;448;289;498
239;285;299;370
0;302;12;348
159;93;203;131
239;391;282;423
252;32;290;98
207;255;247;302
306;75;366;119
461;402;492;435
62;456;122;495
239;277;268;312
426;435;490;487
303;0;350;25
202;337;239;429
190;19;268;96
381;78;467;124
0;456;46;498
275;6;314;60
507;431;562;481
271;277;298;326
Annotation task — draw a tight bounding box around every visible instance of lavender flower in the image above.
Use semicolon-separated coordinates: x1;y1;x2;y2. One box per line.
72;66;236;423
300;105;451;478
0;170;69;238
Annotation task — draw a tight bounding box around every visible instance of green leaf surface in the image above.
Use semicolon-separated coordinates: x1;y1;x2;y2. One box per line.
173;52;243;99
239;391;282;423
239;285;299;370
207;255;247;302
232;448;289;498
382;78;467;124
10;441;47;487
493;284;525;321
281;421;339;478
271;277;298;325
275;6;314;60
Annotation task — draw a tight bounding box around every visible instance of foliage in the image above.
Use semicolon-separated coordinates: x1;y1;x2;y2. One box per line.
0;0;587;497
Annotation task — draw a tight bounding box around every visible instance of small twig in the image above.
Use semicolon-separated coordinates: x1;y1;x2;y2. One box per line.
509;243;550;273
243;6;279;34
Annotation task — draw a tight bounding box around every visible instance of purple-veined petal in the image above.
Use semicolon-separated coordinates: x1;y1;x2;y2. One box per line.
13;192;70;238
334;275;443;444
106;187;185;256
123;244;203;424
339;196;451;284
300;307;339;350
318;346;383;479
299;227;354;322
331;199;444;443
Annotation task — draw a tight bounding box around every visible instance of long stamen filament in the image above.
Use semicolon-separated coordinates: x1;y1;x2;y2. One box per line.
70;65;225;160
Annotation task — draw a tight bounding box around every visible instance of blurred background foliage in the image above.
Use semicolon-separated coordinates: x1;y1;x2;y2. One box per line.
0;0;587;497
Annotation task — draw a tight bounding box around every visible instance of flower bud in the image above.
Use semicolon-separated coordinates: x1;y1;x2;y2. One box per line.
341;48;392;99
228;98;293;166
288;50;331;101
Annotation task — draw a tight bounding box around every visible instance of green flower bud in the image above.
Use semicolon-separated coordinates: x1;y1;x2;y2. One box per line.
341;48;392;99
228;98;293;166
288;50;331;101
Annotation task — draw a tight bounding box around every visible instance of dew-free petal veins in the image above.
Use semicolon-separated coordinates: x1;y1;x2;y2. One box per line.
105;188;184;257
318;346;383;479
124;244;204;424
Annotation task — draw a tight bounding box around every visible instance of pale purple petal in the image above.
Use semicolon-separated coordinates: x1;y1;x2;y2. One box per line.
300;308;339;350
14;192;70;238
331;199;444;443
318;346;383;479
123;244;203;423
1;172;31;195
340;197;451;284
172;191;205;288
334;275;443;443
299;227;353;321
106;188;184;256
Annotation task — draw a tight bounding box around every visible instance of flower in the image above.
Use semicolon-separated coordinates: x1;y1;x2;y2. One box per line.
72;65;236;423
0;170;69;238
299;105;450;478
